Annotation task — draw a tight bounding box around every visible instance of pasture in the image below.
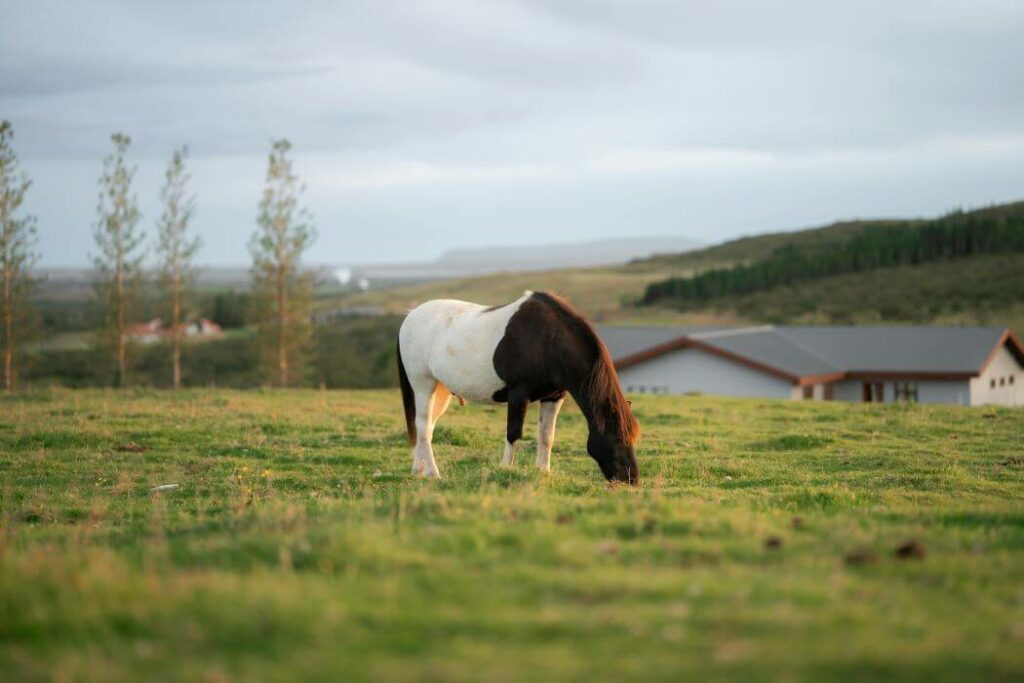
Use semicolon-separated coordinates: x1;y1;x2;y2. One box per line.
2;389;1023;681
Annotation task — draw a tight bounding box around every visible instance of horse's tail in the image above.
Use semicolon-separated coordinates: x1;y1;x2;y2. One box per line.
396;338;417;446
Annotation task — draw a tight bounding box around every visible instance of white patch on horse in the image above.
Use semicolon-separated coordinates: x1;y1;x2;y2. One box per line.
536;396;565;471
501;439;519;467
399;293;531;404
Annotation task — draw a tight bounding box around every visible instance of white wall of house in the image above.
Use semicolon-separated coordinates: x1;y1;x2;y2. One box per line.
826;378;970;405
917;381;972;405
970;345;1024;406
831;379;863;402
618;347;793;399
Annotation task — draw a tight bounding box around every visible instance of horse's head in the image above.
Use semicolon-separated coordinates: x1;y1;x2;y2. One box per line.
587;430;639;485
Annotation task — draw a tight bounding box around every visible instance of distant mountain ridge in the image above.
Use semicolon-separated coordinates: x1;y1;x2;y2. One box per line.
36;234;703;295
433;235;702;271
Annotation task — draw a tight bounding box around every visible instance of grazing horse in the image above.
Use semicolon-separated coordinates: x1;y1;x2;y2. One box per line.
397;291;640;483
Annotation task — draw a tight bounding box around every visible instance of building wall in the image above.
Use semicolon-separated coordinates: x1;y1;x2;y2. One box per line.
831;379;863;402
618;347;793;399
828;378;970;405
917;381;972;405
616;343;1023;406
970;345;1024;406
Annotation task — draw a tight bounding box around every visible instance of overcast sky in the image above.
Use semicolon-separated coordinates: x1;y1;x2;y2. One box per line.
4;1;1024;266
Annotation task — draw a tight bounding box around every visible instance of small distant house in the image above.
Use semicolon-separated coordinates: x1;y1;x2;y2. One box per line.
600;325;1024;407
127;318;224;344
128;318;165;344
185;319;224;338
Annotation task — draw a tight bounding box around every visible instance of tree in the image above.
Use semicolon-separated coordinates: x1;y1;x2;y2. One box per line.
0;121;39;393
93;133;143;387
155;145;200;389
250;139;316;387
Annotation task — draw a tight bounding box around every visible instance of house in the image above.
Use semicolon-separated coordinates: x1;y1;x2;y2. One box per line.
600;325;1024;407
127;318;164;344
127;318;224;344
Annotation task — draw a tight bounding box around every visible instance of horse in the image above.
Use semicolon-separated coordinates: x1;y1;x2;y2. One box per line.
396;290;640;483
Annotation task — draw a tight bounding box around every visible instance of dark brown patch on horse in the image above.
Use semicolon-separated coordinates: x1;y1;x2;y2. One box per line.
491;291;640;483
526;292;639;445
396;339;417;446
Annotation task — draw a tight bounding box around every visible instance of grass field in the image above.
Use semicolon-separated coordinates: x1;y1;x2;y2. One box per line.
2;389;1023;681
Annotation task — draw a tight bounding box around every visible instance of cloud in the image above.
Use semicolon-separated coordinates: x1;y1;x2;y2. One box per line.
3;0;1024;265
315;160;556;189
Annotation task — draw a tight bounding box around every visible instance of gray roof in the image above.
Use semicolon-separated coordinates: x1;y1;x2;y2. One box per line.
597;326;724;361
598;324;1016;379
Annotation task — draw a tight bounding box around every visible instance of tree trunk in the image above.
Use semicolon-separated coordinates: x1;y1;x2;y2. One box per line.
277;263;288;387
172;263;181;389
2;245;11;394
116;236;126;388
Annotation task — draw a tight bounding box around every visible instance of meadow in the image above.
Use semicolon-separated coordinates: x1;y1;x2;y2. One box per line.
1;389;1023;681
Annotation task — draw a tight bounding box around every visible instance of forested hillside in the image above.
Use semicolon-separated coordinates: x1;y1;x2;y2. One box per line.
641;202;1024;307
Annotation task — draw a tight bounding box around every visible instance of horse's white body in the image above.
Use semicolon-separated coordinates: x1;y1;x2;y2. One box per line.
398;291;565;478
398;293;529;403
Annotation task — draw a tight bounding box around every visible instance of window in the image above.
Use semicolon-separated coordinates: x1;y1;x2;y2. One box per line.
991;378;996;389
1011;375;1016;386
862;382;884;403
629;385;668;395
894;381;919;403
1000;377;1006;387
802;385;813;400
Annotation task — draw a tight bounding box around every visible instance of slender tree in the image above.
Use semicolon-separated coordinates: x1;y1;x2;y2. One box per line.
93;133;143;387
0;121;38;393
155;146;200;389
250;139;316;387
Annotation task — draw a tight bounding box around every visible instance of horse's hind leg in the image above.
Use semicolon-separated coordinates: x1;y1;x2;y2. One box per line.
536;394;565;471
411;380;443;478
501;387;529;467
432;384;453;425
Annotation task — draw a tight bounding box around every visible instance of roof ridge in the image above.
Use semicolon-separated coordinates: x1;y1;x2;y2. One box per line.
688;325;774;340
773;327;845;372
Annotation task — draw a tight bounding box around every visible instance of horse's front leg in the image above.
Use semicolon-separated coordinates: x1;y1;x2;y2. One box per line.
536;393;565;471
501;387;529;467
411;381;443;478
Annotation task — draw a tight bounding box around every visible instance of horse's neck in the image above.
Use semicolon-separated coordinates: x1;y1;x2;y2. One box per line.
567;357;612;436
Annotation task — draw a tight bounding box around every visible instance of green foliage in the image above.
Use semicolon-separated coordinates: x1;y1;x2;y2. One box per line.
207;290;251;328
722;254;1024;326
92;132;144;386
0;120;40;392
250;139;316;387
0;390;1022;680
311;315;402;388
155;145;201;388
26;316;402;389
642;202;1024;308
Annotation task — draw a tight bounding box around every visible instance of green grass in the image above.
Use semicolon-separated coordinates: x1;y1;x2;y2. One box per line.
1;389;1023;681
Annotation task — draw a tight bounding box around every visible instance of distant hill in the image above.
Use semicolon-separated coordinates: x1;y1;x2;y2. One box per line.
433;235;702;272
332;200;1024;334
640;201;1024;308
37;234;702;298
629;218;912;272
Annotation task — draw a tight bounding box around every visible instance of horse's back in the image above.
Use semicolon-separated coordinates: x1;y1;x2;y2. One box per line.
398;294;531;402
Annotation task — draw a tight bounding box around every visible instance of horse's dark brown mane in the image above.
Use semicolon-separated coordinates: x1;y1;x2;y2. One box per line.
532;292;640;445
